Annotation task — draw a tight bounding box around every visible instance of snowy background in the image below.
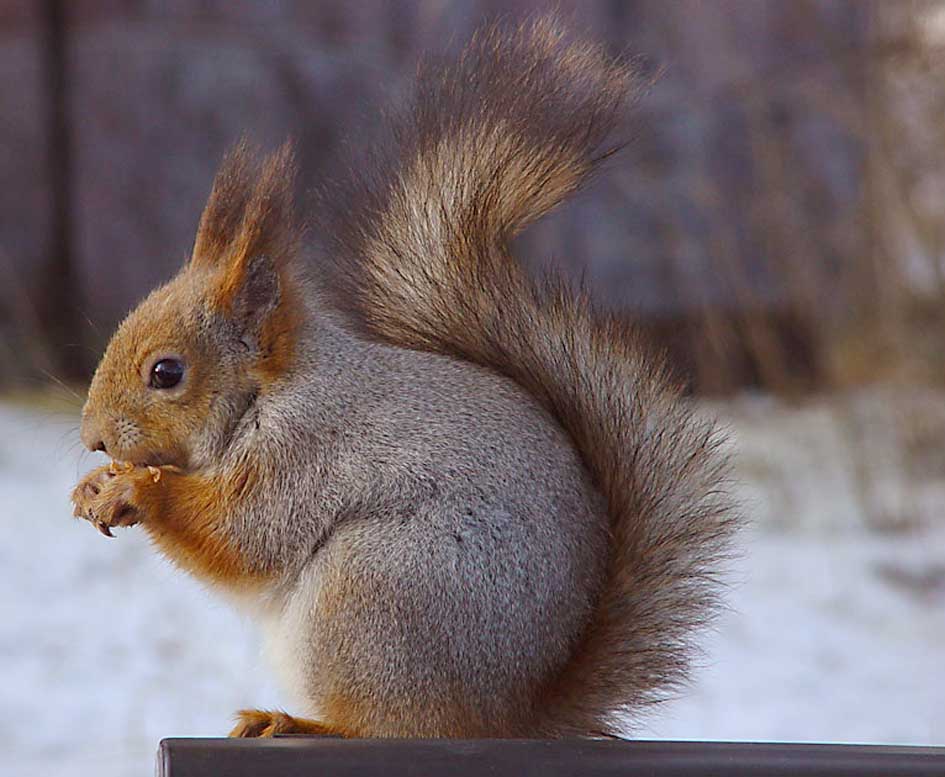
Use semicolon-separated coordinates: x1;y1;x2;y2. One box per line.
1;389;942;777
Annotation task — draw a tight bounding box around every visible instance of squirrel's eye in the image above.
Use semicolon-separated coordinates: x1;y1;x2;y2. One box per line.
149;358;184;389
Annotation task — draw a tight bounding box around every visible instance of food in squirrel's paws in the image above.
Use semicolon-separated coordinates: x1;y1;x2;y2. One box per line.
109;459;133;475
107;460;163;482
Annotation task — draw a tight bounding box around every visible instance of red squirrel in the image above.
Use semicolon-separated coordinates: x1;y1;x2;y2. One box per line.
71;17;735;738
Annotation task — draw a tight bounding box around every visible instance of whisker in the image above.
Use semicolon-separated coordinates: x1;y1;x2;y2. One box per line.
81;311;102;337
56;425;82;453
37;369;84;401
62;342;101;356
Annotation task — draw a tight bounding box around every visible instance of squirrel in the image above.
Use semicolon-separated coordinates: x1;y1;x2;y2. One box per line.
70;17;735;739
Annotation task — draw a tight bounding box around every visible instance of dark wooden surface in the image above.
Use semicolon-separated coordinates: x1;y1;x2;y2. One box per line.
157;738;945;777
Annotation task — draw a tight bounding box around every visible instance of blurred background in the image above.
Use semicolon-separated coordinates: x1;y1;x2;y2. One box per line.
1;1;943;775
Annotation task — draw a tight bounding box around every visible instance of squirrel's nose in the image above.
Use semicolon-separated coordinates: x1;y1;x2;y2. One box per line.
80;418;108;455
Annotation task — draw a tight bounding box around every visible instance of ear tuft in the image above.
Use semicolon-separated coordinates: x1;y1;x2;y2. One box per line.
191;139;255;266
192;139;300;273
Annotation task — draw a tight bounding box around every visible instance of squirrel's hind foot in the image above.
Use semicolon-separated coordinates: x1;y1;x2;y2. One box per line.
229;709;342;738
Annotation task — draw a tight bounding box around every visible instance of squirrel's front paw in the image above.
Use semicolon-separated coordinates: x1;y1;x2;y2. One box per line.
71;463;152;537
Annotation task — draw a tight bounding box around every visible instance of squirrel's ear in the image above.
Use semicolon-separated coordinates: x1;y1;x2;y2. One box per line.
209;249;300;376
218;253;281;340
196;142;300;342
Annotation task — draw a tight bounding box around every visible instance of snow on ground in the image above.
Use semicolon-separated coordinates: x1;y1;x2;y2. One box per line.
0;389;942;776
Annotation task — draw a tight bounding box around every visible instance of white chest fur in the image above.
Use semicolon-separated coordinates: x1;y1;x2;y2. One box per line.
255;563;324;713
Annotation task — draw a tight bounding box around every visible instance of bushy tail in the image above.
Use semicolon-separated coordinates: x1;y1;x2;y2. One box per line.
319;16;736;737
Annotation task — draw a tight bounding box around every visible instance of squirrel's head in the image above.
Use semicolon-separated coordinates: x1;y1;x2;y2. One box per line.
80;143;303;471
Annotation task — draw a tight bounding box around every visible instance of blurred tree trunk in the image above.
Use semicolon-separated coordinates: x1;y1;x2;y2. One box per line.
39;0;84;381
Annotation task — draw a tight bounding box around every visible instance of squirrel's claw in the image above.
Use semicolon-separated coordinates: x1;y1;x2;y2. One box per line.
95;521;115;538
